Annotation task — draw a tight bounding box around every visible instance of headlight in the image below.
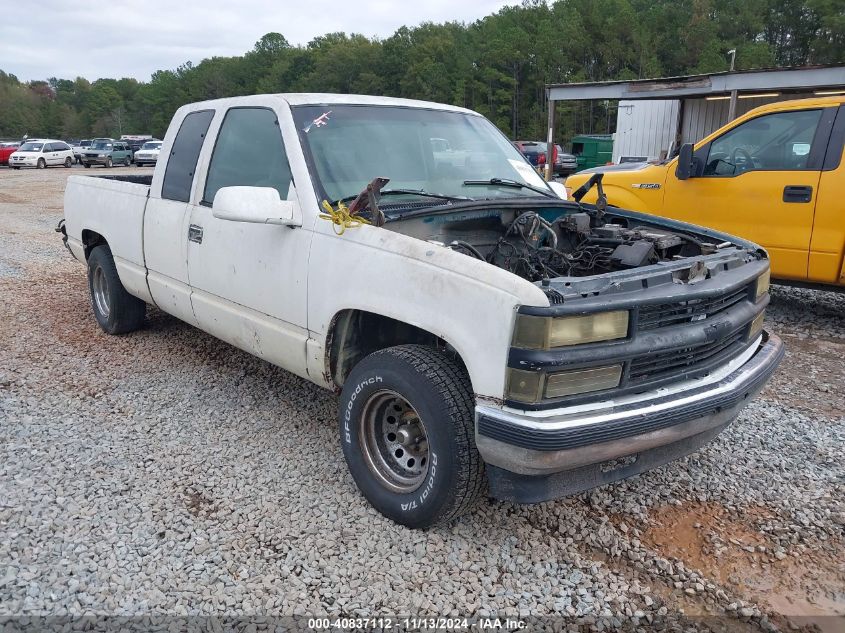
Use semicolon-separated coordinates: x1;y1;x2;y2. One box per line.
755;269;770;300
506;364;623;403
749;310;765;340
512;311;629;349
98;153;106;157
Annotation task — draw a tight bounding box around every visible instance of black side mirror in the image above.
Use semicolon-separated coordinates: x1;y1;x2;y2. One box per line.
675;143;695;180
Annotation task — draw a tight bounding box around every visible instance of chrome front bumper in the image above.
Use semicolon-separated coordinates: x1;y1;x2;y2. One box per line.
476;332;783;501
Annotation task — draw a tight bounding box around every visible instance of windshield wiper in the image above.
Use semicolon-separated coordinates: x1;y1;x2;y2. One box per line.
381;189;474;202
332;188;472;205
462;177;555;198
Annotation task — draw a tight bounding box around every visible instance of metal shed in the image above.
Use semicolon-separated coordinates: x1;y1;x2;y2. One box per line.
543;64;845;176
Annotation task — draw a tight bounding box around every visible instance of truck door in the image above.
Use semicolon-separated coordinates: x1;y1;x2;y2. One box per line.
810;106;845;284
143;109;215;325
185;105;311;378
662;107;833;281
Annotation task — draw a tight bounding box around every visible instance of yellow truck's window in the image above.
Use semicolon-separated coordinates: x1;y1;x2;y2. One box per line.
704;109;823;176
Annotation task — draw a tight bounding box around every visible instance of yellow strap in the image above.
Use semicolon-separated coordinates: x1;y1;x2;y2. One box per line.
319;199;371;235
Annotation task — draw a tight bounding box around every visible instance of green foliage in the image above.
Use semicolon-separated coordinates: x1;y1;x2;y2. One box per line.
0;0;841;142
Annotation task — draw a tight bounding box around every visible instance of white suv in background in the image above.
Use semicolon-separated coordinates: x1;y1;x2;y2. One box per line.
132;140;163;167
10;139;75;169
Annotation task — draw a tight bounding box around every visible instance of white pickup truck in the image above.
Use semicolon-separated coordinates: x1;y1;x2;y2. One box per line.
61;94;783;528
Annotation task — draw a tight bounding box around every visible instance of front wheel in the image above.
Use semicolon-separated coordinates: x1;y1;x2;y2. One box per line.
83;163;91;168
87;245;146;334
37;158;46;169
339;344;485;529
105;157;112;168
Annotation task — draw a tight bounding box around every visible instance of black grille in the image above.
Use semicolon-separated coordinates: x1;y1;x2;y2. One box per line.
637;286;749;331
629;330;746;383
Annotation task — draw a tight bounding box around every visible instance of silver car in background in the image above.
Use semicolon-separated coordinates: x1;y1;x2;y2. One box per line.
133;140;162;167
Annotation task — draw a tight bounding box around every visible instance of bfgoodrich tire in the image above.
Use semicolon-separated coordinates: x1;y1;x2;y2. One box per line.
339;344;486;528
87;245;145;334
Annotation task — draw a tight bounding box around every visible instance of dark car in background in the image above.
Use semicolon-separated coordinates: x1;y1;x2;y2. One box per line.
81;138;133;168
513;140;577;177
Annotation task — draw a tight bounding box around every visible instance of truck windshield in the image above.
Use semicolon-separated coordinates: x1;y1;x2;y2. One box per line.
141;142;162;150
292;105;552;206
91;141;113;150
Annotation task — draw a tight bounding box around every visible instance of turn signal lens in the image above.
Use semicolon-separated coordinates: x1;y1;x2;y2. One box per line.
506;364;624;403
506;369;544;404
755;270;770;300
512;311;629;349
749;310;765;340
545;365;623;398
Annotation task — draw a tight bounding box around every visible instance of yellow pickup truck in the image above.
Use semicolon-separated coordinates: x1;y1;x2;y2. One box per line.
566;96;845;289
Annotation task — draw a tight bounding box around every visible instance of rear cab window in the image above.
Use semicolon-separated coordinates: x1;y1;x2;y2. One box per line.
162;109;215;202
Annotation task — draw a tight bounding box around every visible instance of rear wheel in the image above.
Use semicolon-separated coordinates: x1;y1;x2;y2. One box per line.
339;344;485;529
64;157;72;168
123;156;130;167
37;158;46;169
105;157;112;168
87;245;146;334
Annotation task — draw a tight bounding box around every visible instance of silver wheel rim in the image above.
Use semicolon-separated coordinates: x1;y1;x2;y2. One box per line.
359;389;430;494
92;266;110;318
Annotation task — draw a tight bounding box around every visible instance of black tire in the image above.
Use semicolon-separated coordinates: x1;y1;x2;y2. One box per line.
83;162;91;168
123;156;130;167
37;158;46;169
64;157;72;168
87;245;145;335
12;166;20;170
105;157;113;168
339;344;485;529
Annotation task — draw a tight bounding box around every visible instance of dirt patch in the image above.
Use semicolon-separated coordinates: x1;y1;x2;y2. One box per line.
641;502;845;628
760;333;845;417
0;191;24;204
183;488;217;517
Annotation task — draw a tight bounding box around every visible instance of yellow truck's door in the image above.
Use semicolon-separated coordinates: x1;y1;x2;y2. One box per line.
663;107;834;281
809;107;845;284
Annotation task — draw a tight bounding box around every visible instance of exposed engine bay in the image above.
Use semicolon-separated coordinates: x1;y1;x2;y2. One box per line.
387;205;736;282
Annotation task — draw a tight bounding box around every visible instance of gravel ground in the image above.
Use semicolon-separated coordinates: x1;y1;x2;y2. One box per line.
1;167;843;630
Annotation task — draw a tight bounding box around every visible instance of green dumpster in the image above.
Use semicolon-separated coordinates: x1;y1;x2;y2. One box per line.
570;134;613;171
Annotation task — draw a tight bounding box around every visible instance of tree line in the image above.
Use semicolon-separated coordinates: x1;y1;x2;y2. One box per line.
0;0;842;144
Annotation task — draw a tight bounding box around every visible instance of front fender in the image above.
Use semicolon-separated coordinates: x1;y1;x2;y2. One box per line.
307;223;550;401
567;163;670;212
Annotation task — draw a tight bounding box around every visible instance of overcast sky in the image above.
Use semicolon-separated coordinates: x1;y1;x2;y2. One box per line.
2;1;516;83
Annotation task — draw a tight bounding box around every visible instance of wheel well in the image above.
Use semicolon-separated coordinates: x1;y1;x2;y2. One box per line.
81;230;107;260
327;310;469;389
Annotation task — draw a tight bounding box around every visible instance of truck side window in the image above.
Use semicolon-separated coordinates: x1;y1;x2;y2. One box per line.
703;109;823;176
162;109;215;202
203;107;292;204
